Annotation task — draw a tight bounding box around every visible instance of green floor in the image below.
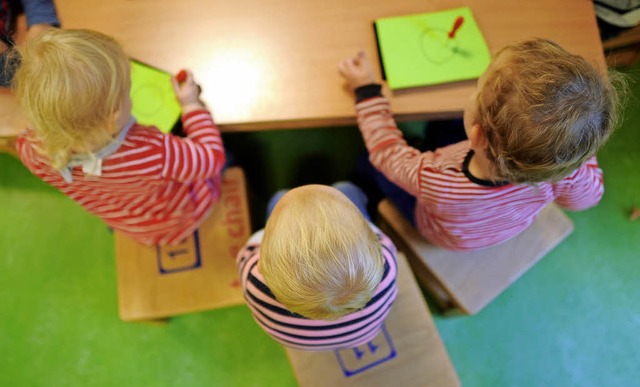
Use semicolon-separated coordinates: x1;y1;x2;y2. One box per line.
1;65;639;386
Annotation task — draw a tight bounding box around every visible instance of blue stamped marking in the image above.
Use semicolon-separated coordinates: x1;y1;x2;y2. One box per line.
334;324;396;377
156;229;202;274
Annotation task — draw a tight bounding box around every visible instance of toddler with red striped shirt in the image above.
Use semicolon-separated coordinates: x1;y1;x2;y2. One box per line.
339;39;624;251
14;29;225;245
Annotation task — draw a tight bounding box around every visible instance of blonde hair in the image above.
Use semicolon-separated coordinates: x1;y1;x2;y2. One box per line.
13;29;130;169
260;185;384;320
475;38;625;183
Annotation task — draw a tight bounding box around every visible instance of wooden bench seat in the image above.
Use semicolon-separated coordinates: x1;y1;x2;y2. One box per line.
377;200;574;315
603;24;640;67
114;166;251;321
0;90;27;158
285;253;460;387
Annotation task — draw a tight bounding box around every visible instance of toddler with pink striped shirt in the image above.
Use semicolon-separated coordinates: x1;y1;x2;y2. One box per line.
236;183;399;351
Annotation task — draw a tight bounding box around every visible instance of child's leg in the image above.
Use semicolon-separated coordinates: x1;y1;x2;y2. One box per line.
356;152;417;225
371;172;417;226
266;182;371;223
21;0;60;28
331;181;371;221
265;189;288;221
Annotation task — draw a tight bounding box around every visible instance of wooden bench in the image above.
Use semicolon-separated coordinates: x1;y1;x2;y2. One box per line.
377;200;574;315
0;90;26;158
285;253;460;387
603;24;640;67
114;167;251;321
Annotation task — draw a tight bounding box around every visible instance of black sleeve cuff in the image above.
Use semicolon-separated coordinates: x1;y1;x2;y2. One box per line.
355;83;383;103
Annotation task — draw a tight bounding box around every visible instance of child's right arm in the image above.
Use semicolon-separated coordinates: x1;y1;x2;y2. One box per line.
339;52;427;197
552;157;604;211
161;70;226;182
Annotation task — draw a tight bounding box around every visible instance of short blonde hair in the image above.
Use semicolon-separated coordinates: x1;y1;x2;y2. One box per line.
14;29;130;169
260;185;384;320
475;38;625;183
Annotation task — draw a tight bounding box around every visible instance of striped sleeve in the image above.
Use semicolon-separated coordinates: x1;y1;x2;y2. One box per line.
237;229;398;351
355;96;426;197
162;109;225;182
552;157;604;211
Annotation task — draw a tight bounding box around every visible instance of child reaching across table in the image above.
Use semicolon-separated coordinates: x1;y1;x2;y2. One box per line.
339;39;624;251
14;29;225;245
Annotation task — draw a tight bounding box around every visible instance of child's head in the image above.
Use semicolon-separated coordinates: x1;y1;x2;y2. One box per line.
465;38;623;183
260;185;384;321
14;29;131;169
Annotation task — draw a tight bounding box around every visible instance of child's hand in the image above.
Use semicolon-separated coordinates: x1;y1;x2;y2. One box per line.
171;69;205;113
338;51;376;91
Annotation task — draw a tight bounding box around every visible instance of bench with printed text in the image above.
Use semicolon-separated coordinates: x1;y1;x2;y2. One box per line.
114;167;250;321
285;252;460;387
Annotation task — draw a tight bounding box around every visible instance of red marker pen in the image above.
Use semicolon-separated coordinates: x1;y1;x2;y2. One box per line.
448;16;464;39
176;69;187;84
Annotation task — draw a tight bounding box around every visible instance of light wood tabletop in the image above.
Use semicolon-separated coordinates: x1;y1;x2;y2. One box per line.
3;0;604;136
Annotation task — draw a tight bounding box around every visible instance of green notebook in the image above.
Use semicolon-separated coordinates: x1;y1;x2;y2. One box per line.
374;7;491;90
129;60;181;133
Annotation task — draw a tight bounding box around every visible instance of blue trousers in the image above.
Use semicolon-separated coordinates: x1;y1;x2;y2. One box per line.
355;118;468;225
356;153;417;225
266;181;371;222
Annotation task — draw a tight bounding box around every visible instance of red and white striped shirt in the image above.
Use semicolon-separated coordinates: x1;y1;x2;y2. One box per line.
356;96;604;251
237;226;398;351
17;109;225;245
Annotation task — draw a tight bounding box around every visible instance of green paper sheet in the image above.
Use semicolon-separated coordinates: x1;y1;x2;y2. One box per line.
375;7;491;90
130;60;181;133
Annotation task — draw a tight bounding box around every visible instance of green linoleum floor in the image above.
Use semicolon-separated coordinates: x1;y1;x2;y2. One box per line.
1;65;639;386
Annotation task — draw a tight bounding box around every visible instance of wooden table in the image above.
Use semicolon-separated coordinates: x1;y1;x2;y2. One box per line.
2;0;604;142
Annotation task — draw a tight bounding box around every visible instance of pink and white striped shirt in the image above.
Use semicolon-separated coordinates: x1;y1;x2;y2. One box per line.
17;109;225;245
356;96;604;251
237;226;398;351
